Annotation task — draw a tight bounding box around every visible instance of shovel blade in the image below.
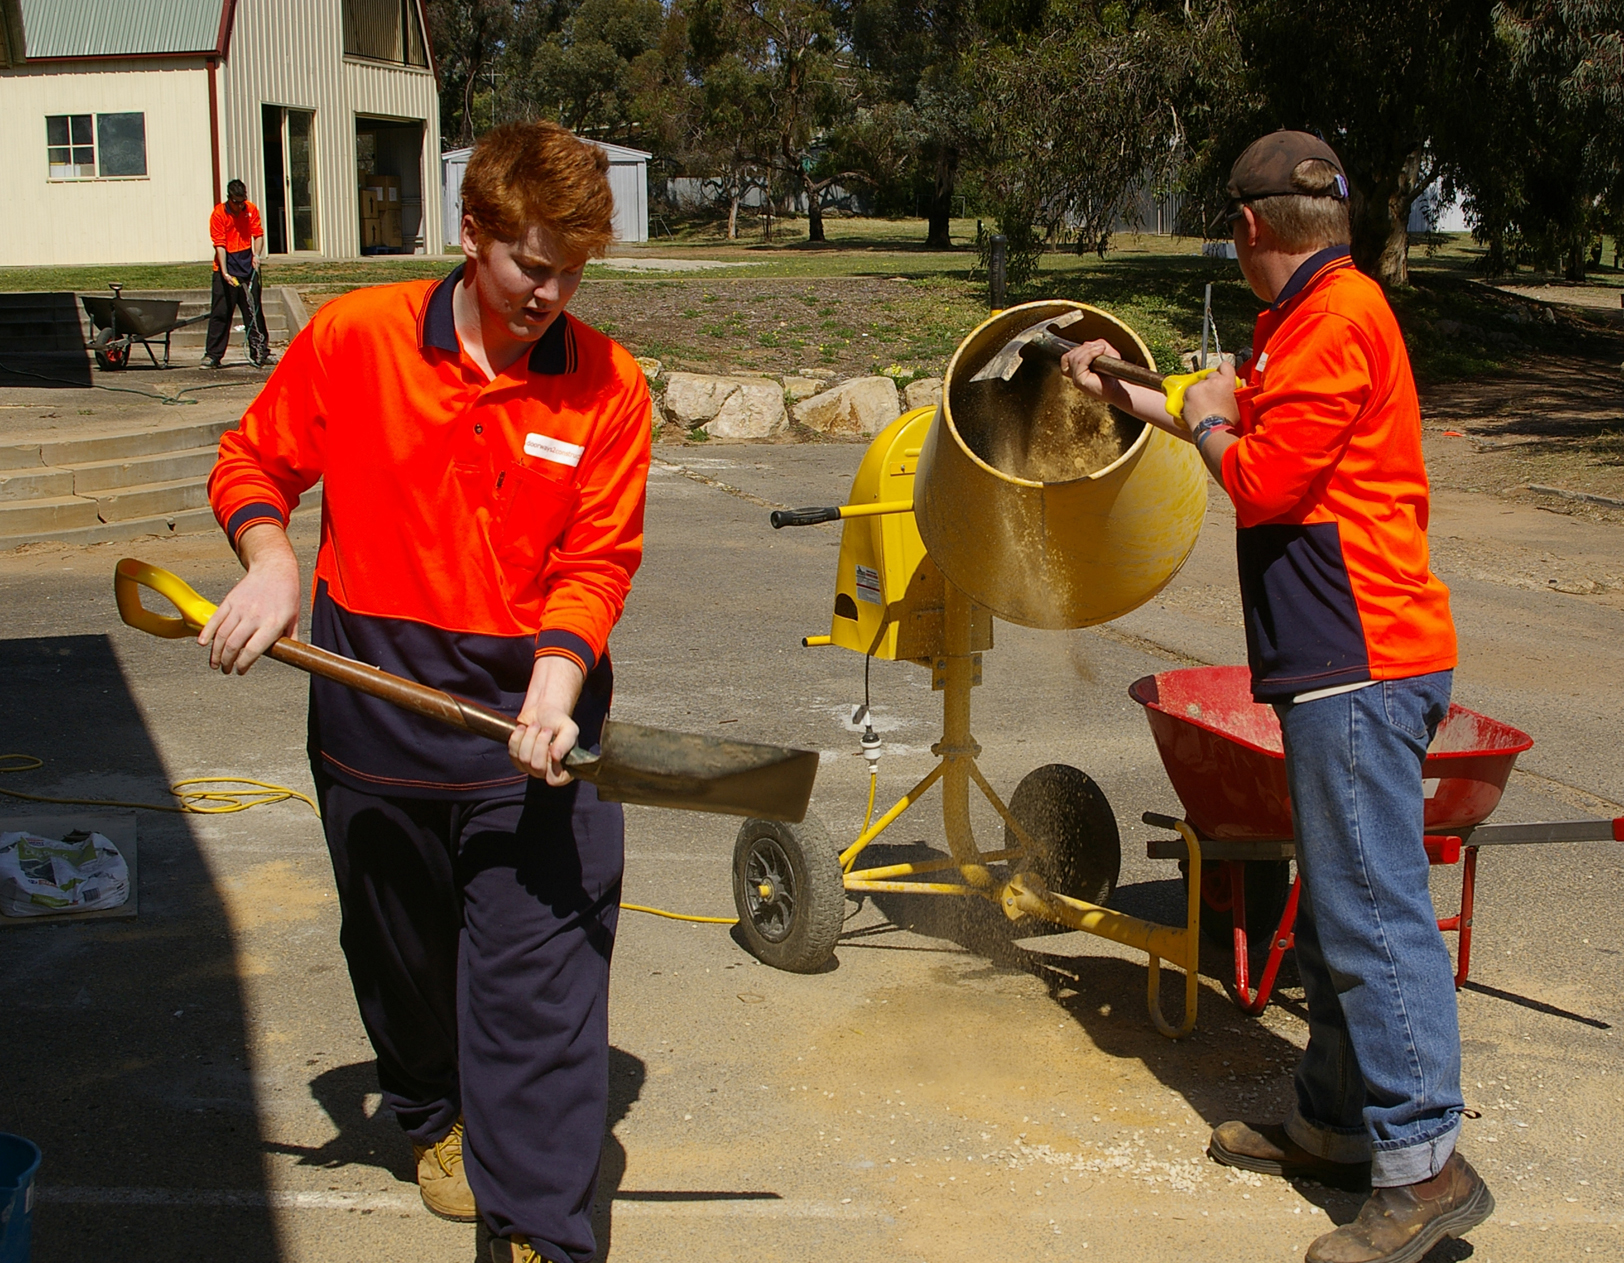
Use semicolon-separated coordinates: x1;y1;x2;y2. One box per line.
574;720;819;822
968;311;1087;383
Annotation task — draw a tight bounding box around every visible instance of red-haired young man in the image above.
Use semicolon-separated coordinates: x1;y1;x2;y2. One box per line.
204;121;650;1263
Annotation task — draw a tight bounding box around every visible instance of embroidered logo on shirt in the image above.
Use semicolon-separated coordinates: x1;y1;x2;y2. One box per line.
524;433;585;467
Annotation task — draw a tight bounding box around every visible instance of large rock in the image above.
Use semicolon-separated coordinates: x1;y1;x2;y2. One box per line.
792;376;900;436
903;377;942;411
707;379;787;439
782;374;827;401
662;372;787;439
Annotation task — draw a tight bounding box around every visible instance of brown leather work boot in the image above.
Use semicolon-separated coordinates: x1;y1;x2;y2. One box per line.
413;1116;478;1222
1305;1151;1494;1263
1209;1120;1372;1191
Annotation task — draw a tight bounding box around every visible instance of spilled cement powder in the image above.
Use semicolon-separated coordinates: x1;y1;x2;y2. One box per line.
951;367;1143;484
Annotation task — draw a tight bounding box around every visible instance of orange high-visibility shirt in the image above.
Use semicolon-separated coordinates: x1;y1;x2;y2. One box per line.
208;267;652;795
209;201;262;274
1219;247;1456;700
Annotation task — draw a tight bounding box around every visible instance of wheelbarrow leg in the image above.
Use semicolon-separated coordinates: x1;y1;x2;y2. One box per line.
1436;845;1478;988
1231;870;1300;1015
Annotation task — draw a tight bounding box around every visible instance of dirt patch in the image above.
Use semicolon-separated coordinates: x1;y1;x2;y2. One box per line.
1420;346;1624;503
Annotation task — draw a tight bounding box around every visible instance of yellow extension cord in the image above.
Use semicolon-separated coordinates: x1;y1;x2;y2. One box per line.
0;754;737;925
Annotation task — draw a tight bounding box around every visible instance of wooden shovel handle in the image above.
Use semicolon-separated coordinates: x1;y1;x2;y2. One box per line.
266;638;517;742
266;639;600;776
1025;331;1168;391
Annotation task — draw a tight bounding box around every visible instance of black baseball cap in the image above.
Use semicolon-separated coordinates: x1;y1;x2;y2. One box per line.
1227;131;1348;201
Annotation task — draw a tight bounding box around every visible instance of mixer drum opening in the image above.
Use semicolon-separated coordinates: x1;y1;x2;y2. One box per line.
915;300;1208;631
950;368;1145;485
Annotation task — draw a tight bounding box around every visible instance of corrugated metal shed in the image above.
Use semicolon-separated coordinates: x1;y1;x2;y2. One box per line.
21;0;224;59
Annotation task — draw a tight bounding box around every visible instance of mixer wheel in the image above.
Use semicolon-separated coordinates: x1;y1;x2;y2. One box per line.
1186;858;1294;960
1005;764;1121;911
732;813;845;973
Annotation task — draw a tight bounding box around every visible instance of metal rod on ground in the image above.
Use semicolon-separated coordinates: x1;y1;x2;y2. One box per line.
1201;283;1213;369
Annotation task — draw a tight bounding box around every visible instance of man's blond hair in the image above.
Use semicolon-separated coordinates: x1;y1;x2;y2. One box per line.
1249;159;1350;252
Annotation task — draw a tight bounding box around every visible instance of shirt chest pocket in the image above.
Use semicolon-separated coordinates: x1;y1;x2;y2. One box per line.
494;461;578;573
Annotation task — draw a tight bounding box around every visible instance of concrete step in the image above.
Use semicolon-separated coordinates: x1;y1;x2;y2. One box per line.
68;445;218;493
19;419;232;469
0;289;304;355
0;483;321;548
0;494;102;535
0;466;75;501
93;475;212;523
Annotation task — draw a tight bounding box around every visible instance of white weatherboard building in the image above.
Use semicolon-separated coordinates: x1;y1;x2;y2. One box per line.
0;0;443;266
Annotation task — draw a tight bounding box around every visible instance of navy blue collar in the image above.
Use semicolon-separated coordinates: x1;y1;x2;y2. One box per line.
421;263;575;375
1270;245;1352;310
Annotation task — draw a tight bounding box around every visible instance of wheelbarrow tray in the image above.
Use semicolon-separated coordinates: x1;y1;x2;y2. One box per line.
1129;665;1533;840
81;295;187;339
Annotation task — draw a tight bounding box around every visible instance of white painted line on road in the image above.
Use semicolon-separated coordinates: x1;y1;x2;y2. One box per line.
35;1187;868;1219
38;1187;420;1212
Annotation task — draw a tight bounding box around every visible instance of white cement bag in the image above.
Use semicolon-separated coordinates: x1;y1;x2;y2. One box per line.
0;829;129;917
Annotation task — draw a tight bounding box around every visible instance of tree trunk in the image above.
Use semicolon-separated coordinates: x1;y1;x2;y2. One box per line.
728;188;740;240
806;175;826;243
1565;232;1587;282
926;145;958;248
1348;147;1424;288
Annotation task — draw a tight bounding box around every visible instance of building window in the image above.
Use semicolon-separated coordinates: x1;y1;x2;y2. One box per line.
343;0;428;68
46;112;147;179
46;114;94;178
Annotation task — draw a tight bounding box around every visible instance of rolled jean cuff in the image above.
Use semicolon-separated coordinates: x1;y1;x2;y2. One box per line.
1285;1107;1372;1165
1369;1115;1461;1188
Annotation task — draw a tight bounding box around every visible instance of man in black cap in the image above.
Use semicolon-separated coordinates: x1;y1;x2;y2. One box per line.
1062;130;1492;1263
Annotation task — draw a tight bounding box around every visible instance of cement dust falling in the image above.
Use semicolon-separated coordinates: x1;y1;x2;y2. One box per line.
954;369;1142;485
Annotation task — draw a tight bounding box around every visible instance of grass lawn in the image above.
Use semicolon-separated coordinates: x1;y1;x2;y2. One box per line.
4;221;1619;388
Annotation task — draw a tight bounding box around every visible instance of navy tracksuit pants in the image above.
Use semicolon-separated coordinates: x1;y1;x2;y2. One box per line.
316;767;623;1262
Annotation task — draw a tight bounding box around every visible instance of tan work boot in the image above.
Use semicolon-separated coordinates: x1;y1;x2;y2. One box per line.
413;1116;478;1222
489;1235;548;1262
1209;1120;1371;1191
1305;1151;1493;1263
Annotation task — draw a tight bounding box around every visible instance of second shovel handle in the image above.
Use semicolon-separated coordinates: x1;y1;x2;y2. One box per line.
266;638;518;742
1025;331;1167;392
266;638;603;779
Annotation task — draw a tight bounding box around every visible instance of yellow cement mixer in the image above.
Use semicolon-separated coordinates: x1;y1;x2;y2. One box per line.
732;300;1213;1036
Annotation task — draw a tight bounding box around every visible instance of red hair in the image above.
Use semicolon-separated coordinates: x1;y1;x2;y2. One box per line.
460;121;615;260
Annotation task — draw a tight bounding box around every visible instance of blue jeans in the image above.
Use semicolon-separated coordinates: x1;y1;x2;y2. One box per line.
1273;671;1463;1187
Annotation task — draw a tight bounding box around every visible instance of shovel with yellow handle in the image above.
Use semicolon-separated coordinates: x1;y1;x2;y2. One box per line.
114;559;819;822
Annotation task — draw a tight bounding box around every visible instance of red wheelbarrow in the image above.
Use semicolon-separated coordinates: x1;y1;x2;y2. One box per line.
1131;665;1623;1015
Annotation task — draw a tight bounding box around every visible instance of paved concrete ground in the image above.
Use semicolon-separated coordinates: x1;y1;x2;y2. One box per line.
2;439;1622;1263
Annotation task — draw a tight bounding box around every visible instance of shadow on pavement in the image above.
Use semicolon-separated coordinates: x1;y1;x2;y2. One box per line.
264;1061;415;1182
593;1045;645;1260
0;633;280;1260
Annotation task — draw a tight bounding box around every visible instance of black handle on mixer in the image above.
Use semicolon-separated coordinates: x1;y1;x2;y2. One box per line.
770;506;842;529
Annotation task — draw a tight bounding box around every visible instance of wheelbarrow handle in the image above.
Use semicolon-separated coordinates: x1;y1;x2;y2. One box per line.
113;558;598;770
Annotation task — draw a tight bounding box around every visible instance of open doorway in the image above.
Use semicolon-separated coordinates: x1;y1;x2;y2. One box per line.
355;116;424;254
262;105;317;253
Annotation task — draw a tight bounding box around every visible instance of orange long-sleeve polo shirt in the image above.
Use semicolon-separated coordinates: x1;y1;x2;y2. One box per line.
208;266;652;795
1218;247;1456;700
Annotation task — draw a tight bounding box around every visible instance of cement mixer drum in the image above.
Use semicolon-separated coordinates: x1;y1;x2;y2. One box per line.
914;300;1208;630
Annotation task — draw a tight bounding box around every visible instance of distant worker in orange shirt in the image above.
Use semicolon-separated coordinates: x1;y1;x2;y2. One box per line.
204;178;272;369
